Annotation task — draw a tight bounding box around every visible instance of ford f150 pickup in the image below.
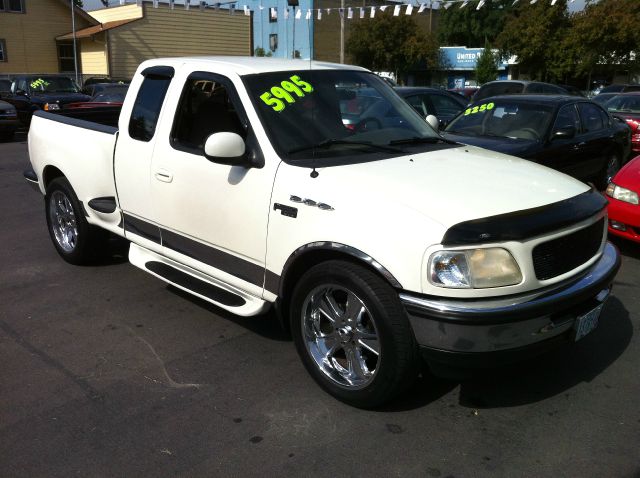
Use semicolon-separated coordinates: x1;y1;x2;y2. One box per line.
25;57;620;408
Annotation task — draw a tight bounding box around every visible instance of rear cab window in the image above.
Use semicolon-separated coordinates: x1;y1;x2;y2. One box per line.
128;66;174;142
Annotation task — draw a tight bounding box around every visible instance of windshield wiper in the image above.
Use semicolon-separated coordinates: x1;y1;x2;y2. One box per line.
288;139;404;155
388;136;457;146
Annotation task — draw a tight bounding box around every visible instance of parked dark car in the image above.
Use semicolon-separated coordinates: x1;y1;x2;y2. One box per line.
557;84;586;97
603;92;640;155
599;84;640;94
338;87;467;131
473;80;569;102
67;83;129;108
81;78;130;96
8;75;91;125
447;87;479;101
0;79;11;93
443;95;631;188
591;92;619;106
0;99;20;141
395;87;467;128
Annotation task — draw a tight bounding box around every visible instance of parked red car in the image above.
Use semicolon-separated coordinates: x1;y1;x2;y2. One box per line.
604;92;640;154
606;155;640;242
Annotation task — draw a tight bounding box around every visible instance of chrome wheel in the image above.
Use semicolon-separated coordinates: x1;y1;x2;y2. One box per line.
48;190;78;253
301;285;381;389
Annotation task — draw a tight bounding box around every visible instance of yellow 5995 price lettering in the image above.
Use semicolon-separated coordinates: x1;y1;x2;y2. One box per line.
260;74;314;112
464;102;495;115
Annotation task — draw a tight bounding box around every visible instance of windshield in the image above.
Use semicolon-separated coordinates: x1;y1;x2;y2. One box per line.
604;95;640;113
446;100;554;141
243;70;439;160
29;77;80;93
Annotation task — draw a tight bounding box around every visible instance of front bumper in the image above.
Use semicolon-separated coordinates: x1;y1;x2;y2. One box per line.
400;242;620;366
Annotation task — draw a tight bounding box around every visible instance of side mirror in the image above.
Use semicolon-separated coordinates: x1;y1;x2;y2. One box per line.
552;126;576;140
16;89;28;97
203;132;247;165
426;114;439;131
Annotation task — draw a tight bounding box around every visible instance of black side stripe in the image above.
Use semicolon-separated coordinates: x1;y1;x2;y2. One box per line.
122;213;279;293
123;213;161;244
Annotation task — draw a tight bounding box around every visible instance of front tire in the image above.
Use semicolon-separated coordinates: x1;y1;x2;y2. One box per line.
595;152;621;190
45;177;108;265
290;260;418;408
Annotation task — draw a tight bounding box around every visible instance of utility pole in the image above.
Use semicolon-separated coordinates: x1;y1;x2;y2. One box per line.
340;0;344;63
71;0;79;85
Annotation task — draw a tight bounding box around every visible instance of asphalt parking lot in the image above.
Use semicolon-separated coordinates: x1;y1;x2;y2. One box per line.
1;133;639;477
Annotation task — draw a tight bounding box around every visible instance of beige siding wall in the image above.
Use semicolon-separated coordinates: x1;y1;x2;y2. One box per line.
80;33;108;75
89;4;142;23
0;0;92;74
108;4;251;79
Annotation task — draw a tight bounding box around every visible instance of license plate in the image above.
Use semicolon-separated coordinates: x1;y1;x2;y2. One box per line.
574;304;604;341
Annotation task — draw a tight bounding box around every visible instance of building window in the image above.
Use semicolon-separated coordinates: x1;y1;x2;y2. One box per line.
0;0;26;13
0;40;6;62
269;7;277;22
57;43;76;73
269;34;278;52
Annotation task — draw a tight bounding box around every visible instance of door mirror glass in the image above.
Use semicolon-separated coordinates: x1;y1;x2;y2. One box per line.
16;89;27;96
426;114;439;130
552;126;576;140
204;132;247;164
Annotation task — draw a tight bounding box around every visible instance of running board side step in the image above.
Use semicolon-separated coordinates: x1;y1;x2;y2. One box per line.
129;243;271;317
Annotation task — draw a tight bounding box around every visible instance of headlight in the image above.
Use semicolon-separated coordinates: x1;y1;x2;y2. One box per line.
606;182;638;205
429;248;523;289
44;103;60;111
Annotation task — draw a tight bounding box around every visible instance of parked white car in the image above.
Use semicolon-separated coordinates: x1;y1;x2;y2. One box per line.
25;57;619;407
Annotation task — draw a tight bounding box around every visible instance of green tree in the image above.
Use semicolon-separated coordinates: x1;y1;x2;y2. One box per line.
475;44;499;84
346;13;440;83
438;0;514;47
496;0;569;81
564;0;640;86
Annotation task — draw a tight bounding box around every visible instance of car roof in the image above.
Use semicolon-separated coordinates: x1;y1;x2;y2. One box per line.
473;94;584;105
139;56;368;76
394;87;448;95
607;91;640;96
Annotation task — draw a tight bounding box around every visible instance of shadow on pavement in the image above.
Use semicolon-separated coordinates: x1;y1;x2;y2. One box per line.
610;236;640;260
167;285;290;342
456;296;632;409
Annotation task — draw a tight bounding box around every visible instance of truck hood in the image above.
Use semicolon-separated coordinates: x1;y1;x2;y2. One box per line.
306;145;590;232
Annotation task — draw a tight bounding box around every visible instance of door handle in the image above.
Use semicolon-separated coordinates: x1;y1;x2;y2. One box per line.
573;142;587;150
154;169;173;183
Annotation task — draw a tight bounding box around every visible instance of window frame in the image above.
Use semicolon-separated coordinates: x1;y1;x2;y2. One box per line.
169;71;250;157
551;103;581;136
1;0;26;13
0;39;6;62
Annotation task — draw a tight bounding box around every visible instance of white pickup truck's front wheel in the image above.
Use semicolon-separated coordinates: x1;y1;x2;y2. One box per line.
45;177;107;265
290;260;418;408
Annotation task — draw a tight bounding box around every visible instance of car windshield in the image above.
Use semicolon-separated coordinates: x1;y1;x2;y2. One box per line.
604;95;640;113
243;69;439;160
445;100;554;141
29;76;80;93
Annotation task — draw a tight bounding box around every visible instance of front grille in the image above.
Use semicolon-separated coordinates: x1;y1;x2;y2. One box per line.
532;218;605;281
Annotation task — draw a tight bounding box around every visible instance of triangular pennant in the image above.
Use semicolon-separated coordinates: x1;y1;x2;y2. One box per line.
405;4;413;14
393;4;400;15
152;0;159;7
459;1;468;8
305;9;311;19
418;3;426;13
380;5;388;11
326;8;331;14
184;0;189;10
347;7;353;18
244;5;250;15
370;6;376;17
295;8;302;19
317;8;322;19
476;0;486;9
359;7;364;18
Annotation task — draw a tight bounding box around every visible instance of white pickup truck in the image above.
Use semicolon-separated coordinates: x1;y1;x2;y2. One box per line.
26;57;620;407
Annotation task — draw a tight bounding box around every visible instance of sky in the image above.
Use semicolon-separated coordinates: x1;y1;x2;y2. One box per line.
82;0;588;12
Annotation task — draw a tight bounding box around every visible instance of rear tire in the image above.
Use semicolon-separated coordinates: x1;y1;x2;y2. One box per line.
290;260;418;408
45;177;108;265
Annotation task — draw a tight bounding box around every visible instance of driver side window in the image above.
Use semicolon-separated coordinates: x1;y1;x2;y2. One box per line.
171;76;245;152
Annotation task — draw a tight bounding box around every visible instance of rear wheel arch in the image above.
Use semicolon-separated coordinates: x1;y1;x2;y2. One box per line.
42;165;66;190
274;243;402;332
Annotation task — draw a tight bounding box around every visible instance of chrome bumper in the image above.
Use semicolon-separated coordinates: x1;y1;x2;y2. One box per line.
400;242;620;355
